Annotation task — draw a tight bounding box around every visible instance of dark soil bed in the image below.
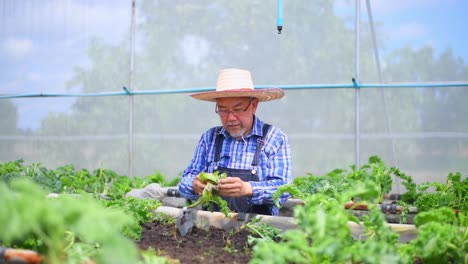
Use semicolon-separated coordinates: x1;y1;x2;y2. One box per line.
137;220;252;264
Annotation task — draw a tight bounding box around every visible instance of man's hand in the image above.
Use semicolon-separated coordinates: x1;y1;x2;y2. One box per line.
217;177;253;198
192;175;207;195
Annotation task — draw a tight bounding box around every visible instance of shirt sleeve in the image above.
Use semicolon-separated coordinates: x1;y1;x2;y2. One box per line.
249;126;292;205
178;129;212;201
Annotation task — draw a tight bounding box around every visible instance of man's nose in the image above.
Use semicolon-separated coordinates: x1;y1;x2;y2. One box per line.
226;111;238;120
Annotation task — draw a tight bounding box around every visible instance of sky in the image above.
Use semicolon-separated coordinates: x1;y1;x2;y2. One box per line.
0;0;467;130
333;0;468;61
369;0;468;60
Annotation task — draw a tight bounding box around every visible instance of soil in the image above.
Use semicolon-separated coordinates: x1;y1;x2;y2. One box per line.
137;220;252;264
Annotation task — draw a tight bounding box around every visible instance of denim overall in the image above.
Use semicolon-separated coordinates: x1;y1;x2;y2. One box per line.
213;124;272;215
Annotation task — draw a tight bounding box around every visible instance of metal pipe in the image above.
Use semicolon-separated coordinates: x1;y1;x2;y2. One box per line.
355;0;361;167
1;82;467;99
128;0;136;178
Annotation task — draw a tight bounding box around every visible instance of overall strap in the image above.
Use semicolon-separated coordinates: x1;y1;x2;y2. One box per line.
251;124;271;166
214;127;224;163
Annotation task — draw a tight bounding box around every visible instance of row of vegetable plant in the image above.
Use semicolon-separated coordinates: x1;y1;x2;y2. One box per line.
1;157;467;263
255;156;467;263
0;160;179;263
273;156;467;223
191;156;467;262
254;183;467;263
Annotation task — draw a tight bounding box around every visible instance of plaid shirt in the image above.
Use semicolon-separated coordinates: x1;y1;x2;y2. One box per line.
179;116;292;215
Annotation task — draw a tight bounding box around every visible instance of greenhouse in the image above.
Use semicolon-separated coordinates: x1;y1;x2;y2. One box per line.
1;1;467;263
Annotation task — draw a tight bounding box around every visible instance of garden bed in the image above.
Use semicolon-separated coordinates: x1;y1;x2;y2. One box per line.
154;206;418;243
137;220;252;264
1;159;465;263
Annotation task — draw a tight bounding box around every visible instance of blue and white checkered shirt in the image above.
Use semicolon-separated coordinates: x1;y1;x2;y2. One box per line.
179;116;292;215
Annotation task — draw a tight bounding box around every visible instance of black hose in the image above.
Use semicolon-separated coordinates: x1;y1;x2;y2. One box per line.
166;188;180;197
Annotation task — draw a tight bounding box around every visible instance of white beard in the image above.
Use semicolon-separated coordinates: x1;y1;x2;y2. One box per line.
226;105;253;139
228;126;247;138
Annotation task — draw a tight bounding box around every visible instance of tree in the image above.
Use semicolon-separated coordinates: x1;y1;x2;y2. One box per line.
0;100;19;161
28;0;468;181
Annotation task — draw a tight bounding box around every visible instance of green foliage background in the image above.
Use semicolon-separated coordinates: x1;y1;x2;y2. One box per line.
1;1;467;190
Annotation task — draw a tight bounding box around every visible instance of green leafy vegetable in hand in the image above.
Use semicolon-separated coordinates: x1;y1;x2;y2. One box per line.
189;171;231;217
199;171;226;185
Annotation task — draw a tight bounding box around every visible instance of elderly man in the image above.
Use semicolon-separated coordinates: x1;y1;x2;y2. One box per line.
178;68;292;215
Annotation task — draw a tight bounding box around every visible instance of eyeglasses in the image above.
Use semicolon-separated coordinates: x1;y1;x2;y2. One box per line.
215;99;252;117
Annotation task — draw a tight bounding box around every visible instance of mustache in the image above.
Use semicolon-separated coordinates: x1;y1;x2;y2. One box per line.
226;121;240;126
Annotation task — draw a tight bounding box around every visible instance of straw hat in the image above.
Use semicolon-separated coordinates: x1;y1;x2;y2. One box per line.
190;68;284;102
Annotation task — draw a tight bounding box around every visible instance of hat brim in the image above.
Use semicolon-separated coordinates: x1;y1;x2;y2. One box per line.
190;88;284;102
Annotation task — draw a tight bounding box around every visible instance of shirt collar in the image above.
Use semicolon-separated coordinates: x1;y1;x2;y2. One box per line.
251;115;264;137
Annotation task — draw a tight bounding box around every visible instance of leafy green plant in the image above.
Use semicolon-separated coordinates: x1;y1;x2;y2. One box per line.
273;156;395;207
144;170;181;187
0;179;141;264
0;160;179;201
351;205;401;263
275;156;468;215
259;179;468;264
252;182;380;264
102;196;161;240
244;217;282;246
0;160;64;193
138;247;178;264
399;207;467;263
415;172;467;212
392;167;418;204
188;171;231;217
393;169;468;213
348;156;393;204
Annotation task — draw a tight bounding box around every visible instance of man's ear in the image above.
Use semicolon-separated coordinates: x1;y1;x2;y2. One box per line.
250;98;259;114
252;98;259;107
